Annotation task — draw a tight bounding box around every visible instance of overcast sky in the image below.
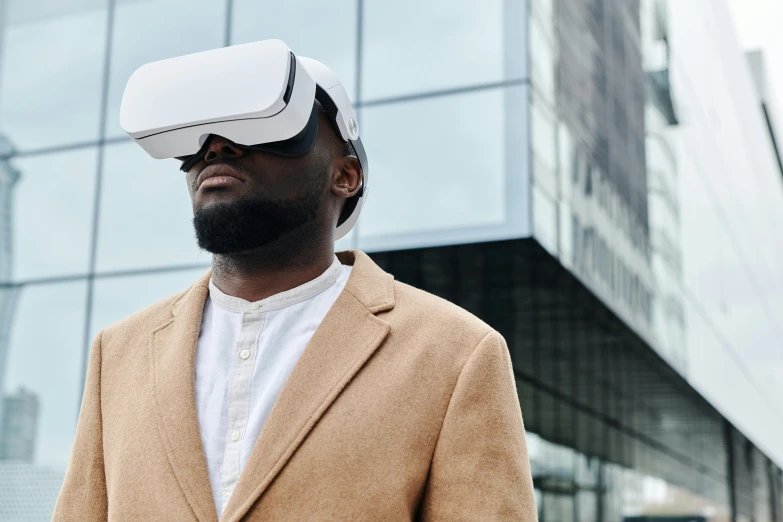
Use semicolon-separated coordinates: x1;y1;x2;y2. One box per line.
729;0;783;123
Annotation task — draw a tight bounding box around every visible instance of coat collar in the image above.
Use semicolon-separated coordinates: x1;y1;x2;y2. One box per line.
151;250;394;522
169;250;395;319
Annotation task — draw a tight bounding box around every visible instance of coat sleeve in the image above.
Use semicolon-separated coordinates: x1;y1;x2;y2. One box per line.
418;330;538;521
52;330;108;521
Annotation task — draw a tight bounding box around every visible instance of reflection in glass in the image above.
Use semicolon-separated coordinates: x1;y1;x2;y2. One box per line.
529;3;556;106
231;0;357;101
90;269;207;340
0;1;107;150
0;145;21;283
0;282;87;519
7;148;98;281
358;87;515;243
104;0;226;138
96;142;207;272
530;92;559;199
541;0;656;350
362;0;523;100
533;184;558;257
528;433;732;522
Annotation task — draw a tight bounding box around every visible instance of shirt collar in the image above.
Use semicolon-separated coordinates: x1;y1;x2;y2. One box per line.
208;255;343;313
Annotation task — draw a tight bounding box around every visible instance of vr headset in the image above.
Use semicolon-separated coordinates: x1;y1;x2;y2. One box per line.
119;39;367;240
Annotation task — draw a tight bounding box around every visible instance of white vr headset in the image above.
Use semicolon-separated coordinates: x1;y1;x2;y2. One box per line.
119;39;367;240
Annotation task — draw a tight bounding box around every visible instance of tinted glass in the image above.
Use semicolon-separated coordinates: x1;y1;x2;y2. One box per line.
362;0;525;100
96;141;206;272
0;281;88;518
230;0;358;101
104;0;227;138
5;148;98;282
357;85;529;251
0;1;107;151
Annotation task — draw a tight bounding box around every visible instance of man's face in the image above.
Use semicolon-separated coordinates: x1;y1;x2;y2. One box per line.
183;112;338;254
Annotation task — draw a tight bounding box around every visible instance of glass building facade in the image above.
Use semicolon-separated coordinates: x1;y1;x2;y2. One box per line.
0;0;781;520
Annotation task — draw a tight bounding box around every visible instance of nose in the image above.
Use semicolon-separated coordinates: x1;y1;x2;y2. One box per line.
203;135;244;162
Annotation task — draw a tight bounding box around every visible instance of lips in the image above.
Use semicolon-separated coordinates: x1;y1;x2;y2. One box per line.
197;164;246;190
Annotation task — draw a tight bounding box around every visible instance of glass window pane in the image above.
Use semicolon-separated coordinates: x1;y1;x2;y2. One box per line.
529;15;556;105
6;148;98;282
104;0;226;139
362;0;523;100
230;0;357;101
358;87;518;246
530;0;554;38
96;141;207;272
90;269;207;340
533;184;558;256
0;1;107;151
0;281;88;518
531;93;559;199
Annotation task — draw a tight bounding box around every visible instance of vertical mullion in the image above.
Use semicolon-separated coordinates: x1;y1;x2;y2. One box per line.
77;0;117;417
726;421;738;522
351;0;364;250
224;0;233;47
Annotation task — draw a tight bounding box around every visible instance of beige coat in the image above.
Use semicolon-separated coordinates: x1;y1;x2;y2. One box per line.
53;250;538;521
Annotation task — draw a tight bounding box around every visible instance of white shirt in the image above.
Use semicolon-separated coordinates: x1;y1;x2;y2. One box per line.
194;255;352;518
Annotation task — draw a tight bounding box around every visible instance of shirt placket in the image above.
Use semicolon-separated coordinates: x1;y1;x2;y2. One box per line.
219;308;264;514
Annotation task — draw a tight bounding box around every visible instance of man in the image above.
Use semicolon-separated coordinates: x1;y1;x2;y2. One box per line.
53;47;537;521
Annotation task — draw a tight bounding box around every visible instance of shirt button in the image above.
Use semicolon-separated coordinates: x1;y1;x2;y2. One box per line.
249;302;260;310
239;349;251;360
230;430;240;442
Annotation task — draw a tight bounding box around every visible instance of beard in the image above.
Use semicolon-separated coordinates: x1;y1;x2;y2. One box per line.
193;189;323;254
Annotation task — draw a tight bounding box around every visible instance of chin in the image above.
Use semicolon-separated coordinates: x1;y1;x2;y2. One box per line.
196;191;248;208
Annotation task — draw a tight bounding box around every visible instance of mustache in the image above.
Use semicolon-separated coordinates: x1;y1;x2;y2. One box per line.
191;157;255;192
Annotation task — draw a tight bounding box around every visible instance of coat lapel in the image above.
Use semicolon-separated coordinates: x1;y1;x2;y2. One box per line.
149;270;218;522
221;250;396;522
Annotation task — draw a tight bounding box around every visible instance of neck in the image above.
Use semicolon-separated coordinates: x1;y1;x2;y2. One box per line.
210;227;336;302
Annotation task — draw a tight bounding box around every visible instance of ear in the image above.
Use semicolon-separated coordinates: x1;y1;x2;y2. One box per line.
331;155;362;200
